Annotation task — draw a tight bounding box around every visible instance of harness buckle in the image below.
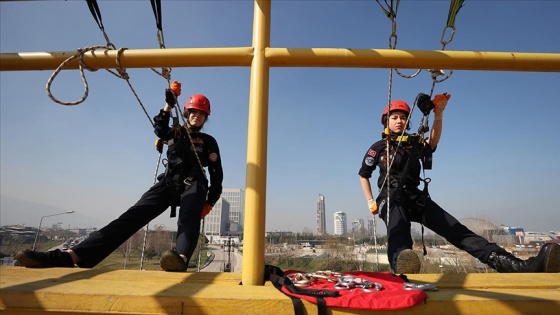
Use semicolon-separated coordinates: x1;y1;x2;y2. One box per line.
183;176;194;186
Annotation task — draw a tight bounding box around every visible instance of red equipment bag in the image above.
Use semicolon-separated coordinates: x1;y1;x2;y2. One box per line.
265;265;428;315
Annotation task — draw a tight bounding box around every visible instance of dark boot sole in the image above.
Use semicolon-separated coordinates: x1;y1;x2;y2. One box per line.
15;251;49;268
396;249;421;274
543;243;560;273
15;250;74;268
160;250;187;272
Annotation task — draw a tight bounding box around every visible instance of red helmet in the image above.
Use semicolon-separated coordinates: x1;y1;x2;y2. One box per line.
381;100;410;125
184;94;211;116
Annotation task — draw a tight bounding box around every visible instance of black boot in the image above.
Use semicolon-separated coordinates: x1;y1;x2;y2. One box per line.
160;250;187;272
486;243;560;273
15;249;75;268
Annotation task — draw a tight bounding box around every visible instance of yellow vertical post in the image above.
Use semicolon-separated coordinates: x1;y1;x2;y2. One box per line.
242;0;271;286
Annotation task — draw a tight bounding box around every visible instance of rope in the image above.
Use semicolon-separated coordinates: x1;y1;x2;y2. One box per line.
46;45;102;106
372;215;379;271
112;48;155;127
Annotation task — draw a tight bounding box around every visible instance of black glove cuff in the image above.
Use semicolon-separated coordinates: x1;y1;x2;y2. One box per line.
165;89;176;107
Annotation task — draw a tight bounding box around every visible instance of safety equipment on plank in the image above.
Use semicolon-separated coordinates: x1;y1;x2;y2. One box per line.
201;204;212;219
264;265;429;313
432;93;451;120
367;199;378;215
381;100;410;125
184;94;211;116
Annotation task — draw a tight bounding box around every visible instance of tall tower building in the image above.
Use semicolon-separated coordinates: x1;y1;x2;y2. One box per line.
367;217;375;236
316;194;326;235
333;211;347;236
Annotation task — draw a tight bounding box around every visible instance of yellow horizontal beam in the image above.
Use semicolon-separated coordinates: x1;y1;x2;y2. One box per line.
0;47;254;71
1;47;559;72
1;267;559;315
265;48;560;72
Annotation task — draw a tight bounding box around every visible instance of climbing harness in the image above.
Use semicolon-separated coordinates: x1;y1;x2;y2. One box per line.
372;0;464;271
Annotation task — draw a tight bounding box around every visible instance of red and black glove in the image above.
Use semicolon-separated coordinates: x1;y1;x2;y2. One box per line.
201;204;213;219
165;80;182;107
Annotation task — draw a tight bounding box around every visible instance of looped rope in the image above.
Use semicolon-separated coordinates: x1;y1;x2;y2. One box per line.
46;45;107;106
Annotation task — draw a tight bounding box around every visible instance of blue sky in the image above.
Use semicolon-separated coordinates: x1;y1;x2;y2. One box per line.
1;1;559;236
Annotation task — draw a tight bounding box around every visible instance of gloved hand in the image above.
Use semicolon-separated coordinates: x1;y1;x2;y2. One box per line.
432;93;451;120
165;89;176;107
165;80;182;107
170;80;182;96
154;138;163;154
367;198;378;215
201;203;213;219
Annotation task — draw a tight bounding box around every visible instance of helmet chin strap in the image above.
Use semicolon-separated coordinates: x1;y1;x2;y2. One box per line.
185;120;203;132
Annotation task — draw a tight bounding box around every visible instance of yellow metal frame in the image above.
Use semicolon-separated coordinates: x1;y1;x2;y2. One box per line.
1;0;560;286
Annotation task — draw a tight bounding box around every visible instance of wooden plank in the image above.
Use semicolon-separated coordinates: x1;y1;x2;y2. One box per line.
1;267;559;315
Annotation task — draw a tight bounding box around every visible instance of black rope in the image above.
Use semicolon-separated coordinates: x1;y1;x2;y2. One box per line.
85;0;104;31
150;0;163;32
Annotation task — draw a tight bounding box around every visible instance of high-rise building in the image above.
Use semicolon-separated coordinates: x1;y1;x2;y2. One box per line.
367;217;375;236
203;198;230;243
316;194;326;235
333;211;347;236
221;188;245;225
204;188;244;241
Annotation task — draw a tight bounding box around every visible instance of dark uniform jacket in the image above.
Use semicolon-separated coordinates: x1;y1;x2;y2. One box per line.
153;110;223;206
359;134;434;202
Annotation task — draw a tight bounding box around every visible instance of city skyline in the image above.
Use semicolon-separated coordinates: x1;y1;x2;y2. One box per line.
2;192;557;238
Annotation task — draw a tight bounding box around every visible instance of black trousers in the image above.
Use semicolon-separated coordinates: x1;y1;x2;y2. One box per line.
378;188;502;271
72;178;206;268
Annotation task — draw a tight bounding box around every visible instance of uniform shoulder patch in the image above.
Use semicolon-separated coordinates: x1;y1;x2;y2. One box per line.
368;149;377;157
209;152;218;162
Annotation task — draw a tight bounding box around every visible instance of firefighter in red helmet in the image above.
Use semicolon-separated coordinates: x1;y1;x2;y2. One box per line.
16;81;224;272
359;94;559;275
